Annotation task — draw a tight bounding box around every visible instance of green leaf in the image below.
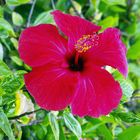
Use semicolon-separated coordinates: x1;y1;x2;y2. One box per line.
6;0;30;5
0;6;4;17
10;38;18;49
119;79;134;102
12;122;22;140
86;117;113;140
91;0;100;11
126;14;137;35
0;96;2;106
34;11;54;25
0;60;11;76
97;125;113;140
59;122;66;140
56;0;68;11
0;71;24;96
0;28;8;38
48;112;59;140
98;16;119;30
112;110;140;123
82;120;104;133
0;108;15;140
0;43;3;60
0;129;4;140
129;63;140;77
109;5;126;13
11;55;23;66
102;0;126;6
118;126;140;140
127;40;140;60
44;125;55;140
0;71;24;109
63;112;82;139
113;71;134;102
12;12;24;26
0;18;16;38
31;124;47;140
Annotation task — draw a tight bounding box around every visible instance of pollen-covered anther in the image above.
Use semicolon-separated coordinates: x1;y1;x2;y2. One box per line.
75;33;99;53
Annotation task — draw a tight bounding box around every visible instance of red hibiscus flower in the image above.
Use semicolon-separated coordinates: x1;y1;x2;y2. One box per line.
18;10;128;117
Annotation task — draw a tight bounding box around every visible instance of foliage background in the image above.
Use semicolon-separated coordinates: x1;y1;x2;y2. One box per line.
0;0;140;140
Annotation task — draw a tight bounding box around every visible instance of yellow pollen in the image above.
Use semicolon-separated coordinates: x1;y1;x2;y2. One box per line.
75;33;99;53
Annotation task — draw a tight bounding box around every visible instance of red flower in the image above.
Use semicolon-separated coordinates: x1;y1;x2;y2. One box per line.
18;10;128;117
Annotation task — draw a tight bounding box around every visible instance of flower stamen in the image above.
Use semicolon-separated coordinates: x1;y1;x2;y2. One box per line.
75;33;99;53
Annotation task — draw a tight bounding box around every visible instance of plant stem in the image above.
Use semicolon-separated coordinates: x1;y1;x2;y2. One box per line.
51;0;56;10
27;0;37;27
8;108;43;120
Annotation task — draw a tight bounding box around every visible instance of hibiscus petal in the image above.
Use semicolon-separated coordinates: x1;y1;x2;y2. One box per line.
18;24;67;67
24;64;78;110
51;10;101;51
71;67;122;117
86;28;128;77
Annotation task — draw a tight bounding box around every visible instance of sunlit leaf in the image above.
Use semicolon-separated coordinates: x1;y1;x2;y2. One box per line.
0;60;11;76
34;10;54;25
11;55;23;66
102;0;126;6
10;38;18;49
99;16;119;30
6;0;30;5
48;112;59;140
129;63;140;77
63;112;82;139
0;71;24;96
0;108;15;140
119;79;134;102
12;12;24;26
0;18;16;37
118;126;140;140
127;40;140;60
113;71;134;102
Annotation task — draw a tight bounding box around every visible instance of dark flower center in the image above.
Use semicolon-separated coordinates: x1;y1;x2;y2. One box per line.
67;33;99;72
68;54;84;71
